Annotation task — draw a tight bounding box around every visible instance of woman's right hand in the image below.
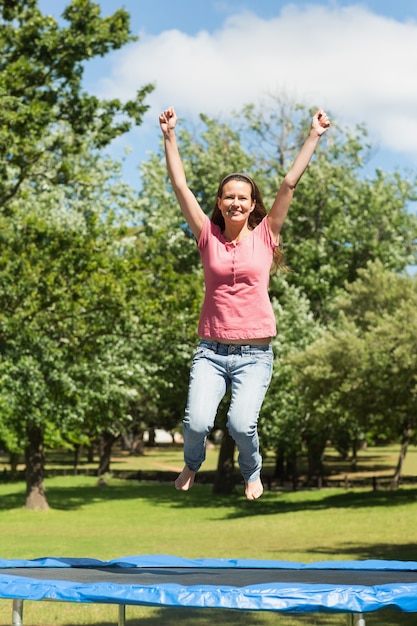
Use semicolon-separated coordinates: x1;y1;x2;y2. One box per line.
159;107;177;134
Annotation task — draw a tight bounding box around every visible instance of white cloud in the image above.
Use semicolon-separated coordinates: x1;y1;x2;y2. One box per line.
97;3;417;167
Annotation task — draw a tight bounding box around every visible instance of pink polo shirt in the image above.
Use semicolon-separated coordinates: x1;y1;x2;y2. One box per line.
197;215;278;341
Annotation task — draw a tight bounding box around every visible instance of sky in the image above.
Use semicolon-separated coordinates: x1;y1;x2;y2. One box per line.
37;0;417;190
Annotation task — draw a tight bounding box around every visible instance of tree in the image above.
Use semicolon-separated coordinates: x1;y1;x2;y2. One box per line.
234;98;417;318
0;0;153;208
231;100;417;484
0;0;154;508
140;100;417;490
259;278;323;487
292;262;417;486
0;144;153;507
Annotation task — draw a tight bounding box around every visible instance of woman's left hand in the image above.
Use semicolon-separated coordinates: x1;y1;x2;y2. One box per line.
312;109;330;136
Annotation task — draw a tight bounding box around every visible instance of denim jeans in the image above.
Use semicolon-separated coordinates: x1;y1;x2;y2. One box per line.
183;340;274;483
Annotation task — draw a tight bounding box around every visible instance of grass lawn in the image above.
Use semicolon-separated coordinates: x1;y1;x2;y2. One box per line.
0;444;416;624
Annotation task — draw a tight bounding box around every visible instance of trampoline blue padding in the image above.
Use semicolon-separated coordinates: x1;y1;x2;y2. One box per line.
1;555;417;615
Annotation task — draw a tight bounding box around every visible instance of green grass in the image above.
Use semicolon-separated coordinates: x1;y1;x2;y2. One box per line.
1;459;417;625
0;443;416;625
14;440;416;492
4;440;417;482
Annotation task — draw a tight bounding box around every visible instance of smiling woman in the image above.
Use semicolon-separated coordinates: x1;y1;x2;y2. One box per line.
158;105;329;501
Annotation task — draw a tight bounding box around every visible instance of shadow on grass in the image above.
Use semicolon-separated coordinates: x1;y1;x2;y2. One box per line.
225;487;417;518
83;609;334;626
308;541;417;562
56;607;417;626
1;479;417;516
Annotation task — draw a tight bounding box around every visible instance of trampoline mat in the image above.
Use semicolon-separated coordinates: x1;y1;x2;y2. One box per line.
4;566;417;587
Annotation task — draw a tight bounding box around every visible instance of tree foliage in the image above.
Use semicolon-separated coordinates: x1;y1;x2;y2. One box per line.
0;145;149;507
0;0;153;207
234;99;417;318
139;98;417;490
2;6;416;504
292;261;417;484
259;278;323;485
0;0;154;508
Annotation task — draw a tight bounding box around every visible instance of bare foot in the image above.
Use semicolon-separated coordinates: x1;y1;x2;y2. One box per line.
245;477;263;500
175;466;196;491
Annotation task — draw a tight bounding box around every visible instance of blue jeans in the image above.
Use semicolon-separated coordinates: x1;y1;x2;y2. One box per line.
183;340;274;483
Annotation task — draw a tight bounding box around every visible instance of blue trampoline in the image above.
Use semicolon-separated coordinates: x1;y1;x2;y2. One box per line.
1;555;417;625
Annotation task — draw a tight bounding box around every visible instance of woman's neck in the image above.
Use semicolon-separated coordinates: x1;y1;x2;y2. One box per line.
222;224;252;243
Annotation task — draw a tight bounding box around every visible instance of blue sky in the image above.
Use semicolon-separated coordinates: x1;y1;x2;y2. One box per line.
38;0;417;190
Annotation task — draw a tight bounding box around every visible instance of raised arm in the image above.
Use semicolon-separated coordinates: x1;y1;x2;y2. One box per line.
159;107;206;240
267;108;330;240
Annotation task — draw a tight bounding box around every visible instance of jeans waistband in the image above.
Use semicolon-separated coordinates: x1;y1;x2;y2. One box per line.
199;339;271;355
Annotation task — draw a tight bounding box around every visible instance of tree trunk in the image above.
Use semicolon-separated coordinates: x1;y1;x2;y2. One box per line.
9;451;20;480
73;444;82;475
146;427;156;447
274;446;285;483
87;445;94;463
212;430;236;494
391;422;412;489
131;432;145;456
25;423;49;510
274;447;298;489
306;435;326;487
288;451;298;491
97;432;118;477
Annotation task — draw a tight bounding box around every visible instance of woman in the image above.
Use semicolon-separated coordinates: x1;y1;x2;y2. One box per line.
159;106;330;499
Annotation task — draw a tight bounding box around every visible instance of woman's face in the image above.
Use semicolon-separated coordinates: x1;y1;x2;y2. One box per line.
217;180;255;226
